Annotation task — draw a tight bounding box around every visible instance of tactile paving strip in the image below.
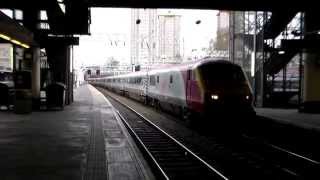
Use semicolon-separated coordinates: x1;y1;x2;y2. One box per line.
84;110;107;180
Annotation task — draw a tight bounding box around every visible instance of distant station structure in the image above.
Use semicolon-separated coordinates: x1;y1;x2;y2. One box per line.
0;0;320;113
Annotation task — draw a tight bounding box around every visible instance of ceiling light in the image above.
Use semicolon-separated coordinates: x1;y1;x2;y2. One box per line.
0;33;11;41
20;43;30;49
10;39;21;45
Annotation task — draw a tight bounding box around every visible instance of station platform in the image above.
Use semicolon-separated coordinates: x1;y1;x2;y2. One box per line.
0;84;154;180
255;108;320;131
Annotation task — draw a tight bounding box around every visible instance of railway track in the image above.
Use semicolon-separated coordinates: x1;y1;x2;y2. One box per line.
99;87;320;179
239;133;320;178
112;96;228;180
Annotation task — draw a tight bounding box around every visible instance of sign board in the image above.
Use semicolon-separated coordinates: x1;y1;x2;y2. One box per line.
0;43;13;72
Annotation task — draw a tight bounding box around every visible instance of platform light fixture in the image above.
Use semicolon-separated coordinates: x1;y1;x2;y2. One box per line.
13;40;30;48
20;43;30;49
278;50;285;54
0;33;11;41
0;33;30;48
10;39;21;45
57;0;66;13
251;52;255;77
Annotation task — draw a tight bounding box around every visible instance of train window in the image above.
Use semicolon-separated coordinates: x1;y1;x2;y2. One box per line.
157;76;159;83
150;75;156;86
170;75;173;84
200;64;246;83
136;77;142;84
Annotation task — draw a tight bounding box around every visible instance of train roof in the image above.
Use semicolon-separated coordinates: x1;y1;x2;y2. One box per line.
92;58;236;80
193;59;234;67
147;58;231;71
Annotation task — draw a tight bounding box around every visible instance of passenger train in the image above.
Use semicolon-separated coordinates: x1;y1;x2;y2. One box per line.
89;59;256;123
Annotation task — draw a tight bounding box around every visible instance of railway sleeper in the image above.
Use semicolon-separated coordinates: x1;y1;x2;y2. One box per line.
152;153;190;160
135;132;163;136
158;160;200;168
141;140;172;144
163;167;213;178
136;134;167;138
147;147;180;151
146;144;179;149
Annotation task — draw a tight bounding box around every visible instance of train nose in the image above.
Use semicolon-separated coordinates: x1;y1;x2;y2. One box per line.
205;91;255;117
207;92;252;104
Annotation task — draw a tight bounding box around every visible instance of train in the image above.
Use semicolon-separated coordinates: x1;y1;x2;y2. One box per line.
89;59;256;123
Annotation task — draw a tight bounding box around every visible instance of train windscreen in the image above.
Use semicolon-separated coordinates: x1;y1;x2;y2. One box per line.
200;64;246;83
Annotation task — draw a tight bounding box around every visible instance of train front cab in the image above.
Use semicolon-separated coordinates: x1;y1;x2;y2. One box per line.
190;61;256;122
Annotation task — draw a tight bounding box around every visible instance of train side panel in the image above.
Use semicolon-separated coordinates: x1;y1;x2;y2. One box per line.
147;69;187;115
186;68;205;114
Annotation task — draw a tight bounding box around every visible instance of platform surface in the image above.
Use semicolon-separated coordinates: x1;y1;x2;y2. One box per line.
0;84;154;180
256;108;320;131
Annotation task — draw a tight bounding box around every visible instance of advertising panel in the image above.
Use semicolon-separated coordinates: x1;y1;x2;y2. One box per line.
0;43;13;72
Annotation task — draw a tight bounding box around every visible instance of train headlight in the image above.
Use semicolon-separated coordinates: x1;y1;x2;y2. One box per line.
245;95;250;100
211;94;219;100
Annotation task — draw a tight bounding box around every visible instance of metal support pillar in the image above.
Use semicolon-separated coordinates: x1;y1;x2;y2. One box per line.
32;47;41;109
65;45;71;105
229;11;235;62
298;12;304;107
46;44;72;106
301;52;320;113
300;12;320;113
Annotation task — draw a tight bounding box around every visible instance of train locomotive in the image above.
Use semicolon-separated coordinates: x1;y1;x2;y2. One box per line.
89;59;256;122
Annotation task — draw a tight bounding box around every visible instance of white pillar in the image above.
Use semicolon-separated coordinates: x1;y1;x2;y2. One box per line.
32;47;40;101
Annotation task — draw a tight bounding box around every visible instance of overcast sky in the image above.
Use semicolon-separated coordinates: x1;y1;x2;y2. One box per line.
74;8;218;67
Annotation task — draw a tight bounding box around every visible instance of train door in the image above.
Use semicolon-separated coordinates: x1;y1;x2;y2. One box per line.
186;69;192;106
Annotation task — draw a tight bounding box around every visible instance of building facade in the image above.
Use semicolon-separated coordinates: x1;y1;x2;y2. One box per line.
130;9;182;68
157;14;181;64
130;9;157;67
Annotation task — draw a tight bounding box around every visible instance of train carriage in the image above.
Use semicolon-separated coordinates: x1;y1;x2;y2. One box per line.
89;58;255;123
